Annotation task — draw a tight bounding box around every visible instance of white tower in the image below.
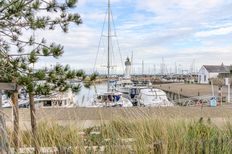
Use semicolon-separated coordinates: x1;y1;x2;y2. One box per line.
124;57;131;78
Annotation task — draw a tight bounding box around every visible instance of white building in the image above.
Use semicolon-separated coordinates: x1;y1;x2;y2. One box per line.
198;64;231;84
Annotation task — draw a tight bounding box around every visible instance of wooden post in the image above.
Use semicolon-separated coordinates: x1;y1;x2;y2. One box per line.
218;86;222;106
0;90;2;108
153;140;162;153
11;91;19;152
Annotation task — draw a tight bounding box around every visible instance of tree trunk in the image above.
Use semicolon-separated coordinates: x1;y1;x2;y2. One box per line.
11;91;19;153
0;112;10;154
29;92;39;154
0;90;2;108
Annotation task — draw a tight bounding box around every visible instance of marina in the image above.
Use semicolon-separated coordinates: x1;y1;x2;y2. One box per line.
1;0;232;153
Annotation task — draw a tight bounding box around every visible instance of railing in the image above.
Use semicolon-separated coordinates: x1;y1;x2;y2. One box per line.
170;95;218;106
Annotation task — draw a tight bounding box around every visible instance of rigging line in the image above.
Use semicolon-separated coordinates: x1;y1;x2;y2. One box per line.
93;9;108;73
110;9;124;73
111;37;115;73
102;38;107;61
99;31;113;67
97;39;108;69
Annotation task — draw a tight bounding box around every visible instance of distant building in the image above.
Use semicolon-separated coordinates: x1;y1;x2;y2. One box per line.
198;64;231;84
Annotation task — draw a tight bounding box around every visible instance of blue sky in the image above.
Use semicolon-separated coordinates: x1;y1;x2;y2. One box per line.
35;0;232;74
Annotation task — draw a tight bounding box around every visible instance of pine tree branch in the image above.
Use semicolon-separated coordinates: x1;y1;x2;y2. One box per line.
8;53;53;57
0;0;34;20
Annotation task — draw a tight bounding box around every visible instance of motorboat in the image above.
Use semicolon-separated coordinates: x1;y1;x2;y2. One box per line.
128;85;148;106
2;89;76;108
34;89;75;108
115;79;133;94
92;92;132;107
138;88;173;107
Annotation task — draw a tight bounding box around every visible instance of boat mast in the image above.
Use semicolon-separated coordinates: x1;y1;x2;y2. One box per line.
107;0;111;92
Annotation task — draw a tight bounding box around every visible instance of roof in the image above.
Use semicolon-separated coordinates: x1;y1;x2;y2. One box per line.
203;65;231;73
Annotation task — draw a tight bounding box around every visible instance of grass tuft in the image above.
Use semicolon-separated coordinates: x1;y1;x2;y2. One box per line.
7;118;232;153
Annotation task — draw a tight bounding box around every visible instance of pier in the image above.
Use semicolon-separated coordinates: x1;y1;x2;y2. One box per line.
153;83;232;104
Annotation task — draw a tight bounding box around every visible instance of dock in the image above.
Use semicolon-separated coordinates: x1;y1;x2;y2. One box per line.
153;83;232;104
153;83;230;97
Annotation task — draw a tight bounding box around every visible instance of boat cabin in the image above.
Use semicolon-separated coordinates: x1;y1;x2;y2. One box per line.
96;92;122;103
34;90;75;108
34;98;72;107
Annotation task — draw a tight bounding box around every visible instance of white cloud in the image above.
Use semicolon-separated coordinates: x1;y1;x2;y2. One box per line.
19;0;232;74
82;12;106;21
136;0;224;25
195;26;232;37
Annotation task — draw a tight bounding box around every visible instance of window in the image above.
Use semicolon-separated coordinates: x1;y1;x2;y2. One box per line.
43;101;52;106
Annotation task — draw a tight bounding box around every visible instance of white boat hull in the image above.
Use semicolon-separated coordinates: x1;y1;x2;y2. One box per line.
138;88;173;107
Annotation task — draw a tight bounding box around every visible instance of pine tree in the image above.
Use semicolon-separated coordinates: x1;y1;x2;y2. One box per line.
0;0;82;153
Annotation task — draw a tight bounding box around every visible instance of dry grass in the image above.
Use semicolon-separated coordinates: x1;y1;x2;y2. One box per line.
6;117;232;154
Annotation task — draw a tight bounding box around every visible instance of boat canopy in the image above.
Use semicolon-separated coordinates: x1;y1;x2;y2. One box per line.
140;88;167;96
116;80;133;85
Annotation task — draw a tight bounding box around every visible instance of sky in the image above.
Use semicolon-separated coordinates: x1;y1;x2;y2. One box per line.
34;0;232;74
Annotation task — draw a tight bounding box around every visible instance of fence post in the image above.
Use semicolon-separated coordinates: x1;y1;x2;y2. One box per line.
153;140;163;153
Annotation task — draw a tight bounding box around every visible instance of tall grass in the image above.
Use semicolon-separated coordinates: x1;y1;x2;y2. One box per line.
8;118;232;153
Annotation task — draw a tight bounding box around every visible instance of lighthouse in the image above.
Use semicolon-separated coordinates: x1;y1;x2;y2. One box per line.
124;57;131;78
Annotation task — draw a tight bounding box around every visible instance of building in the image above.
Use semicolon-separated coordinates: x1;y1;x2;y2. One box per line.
198;64;231;84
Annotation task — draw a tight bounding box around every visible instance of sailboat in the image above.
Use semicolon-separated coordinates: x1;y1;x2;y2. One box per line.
91;0;133;107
